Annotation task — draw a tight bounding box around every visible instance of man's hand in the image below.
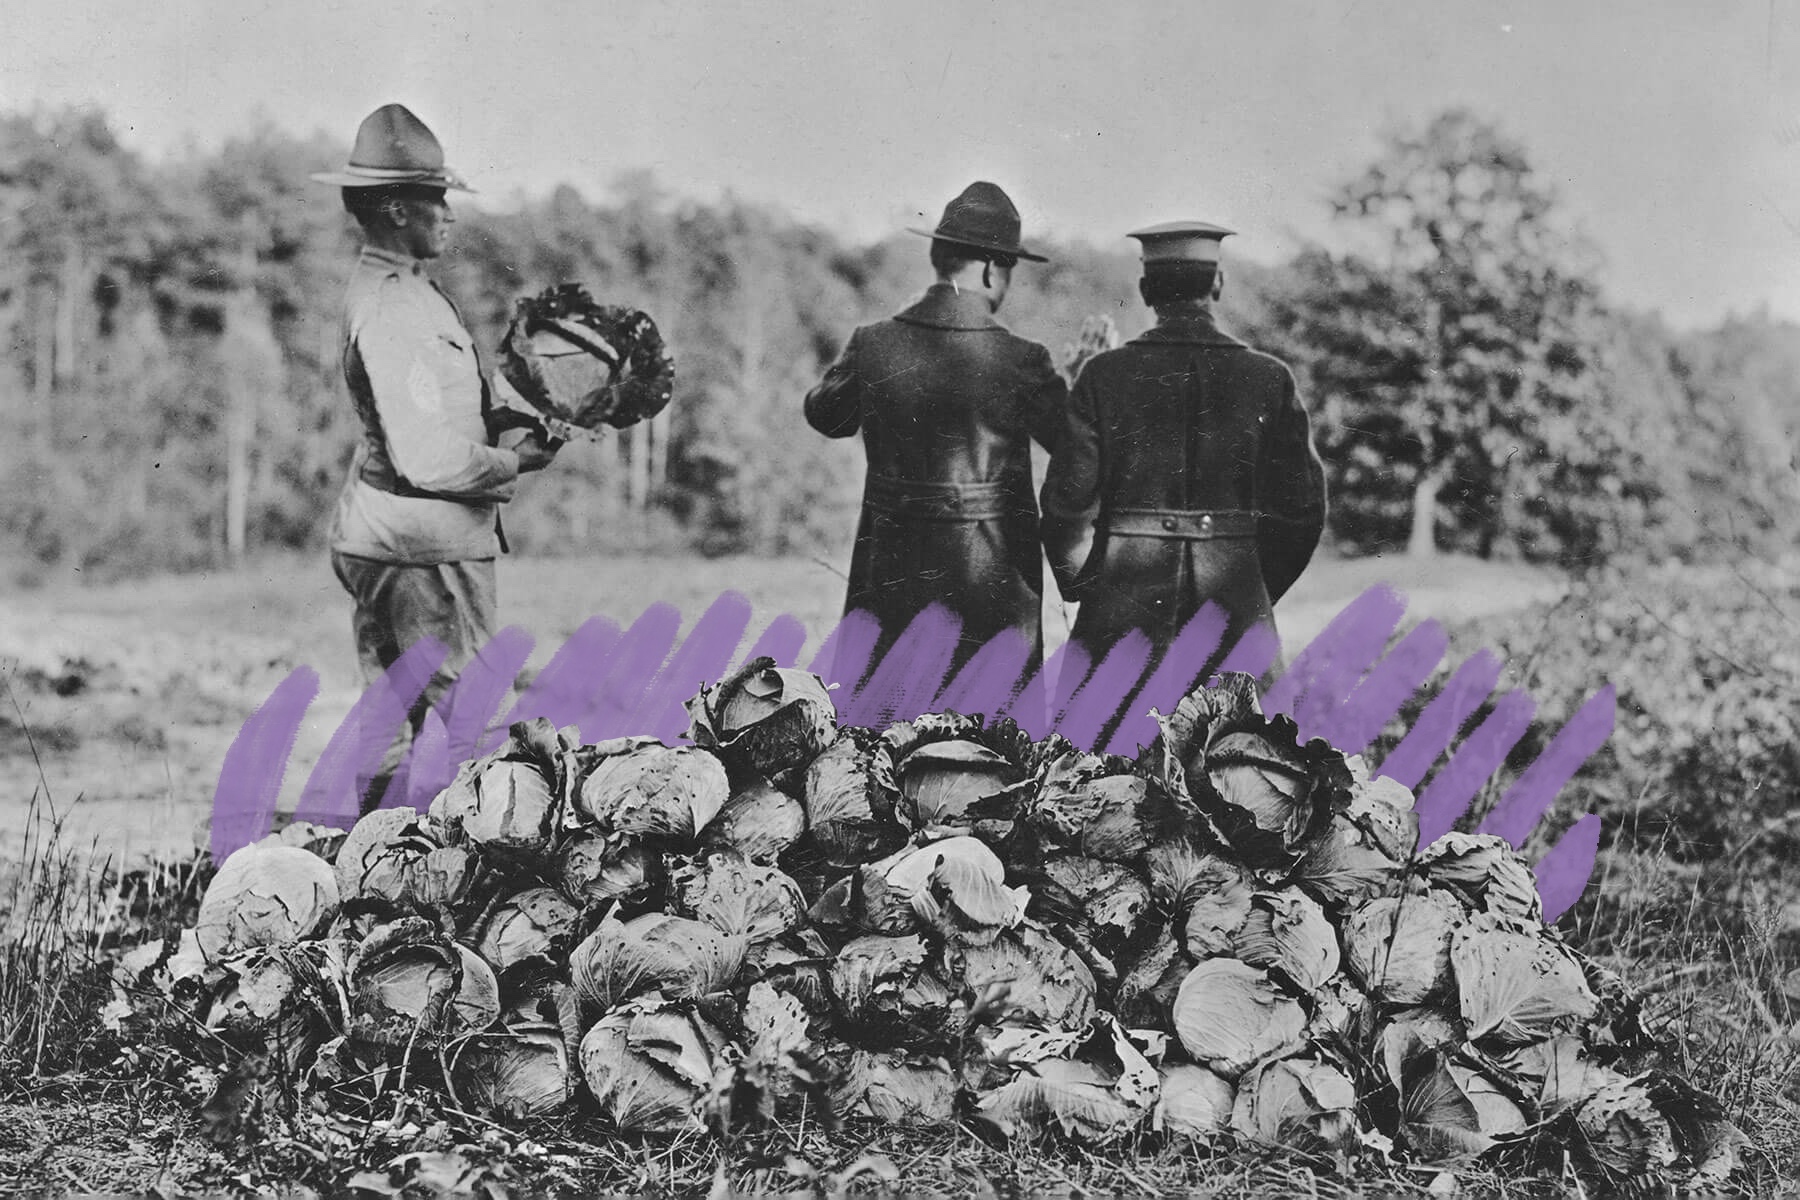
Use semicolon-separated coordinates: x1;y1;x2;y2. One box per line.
512;429;563;473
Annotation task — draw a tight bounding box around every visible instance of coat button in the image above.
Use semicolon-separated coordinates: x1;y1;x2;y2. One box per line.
1161;517;1177;532
1200;514;1214;532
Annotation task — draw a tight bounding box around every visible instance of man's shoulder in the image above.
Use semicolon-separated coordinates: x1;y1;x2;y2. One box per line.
347;264;423;338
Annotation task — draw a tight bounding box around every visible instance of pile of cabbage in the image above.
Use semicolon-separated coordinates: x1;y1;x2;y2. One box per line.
115;666;1739;1188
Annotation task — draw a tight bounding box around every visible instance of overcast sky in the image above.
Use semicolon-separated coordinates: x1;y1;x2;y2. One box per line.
3;1;1797;328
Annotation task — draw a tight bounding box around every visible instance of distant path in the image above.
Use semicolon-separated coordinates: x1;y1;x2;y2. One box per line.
0;550;1563;866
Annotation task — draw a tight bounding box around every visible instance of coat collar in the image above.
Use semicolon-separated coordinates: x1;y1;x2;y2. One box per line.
893;283;1004;332
1131;308;1247;349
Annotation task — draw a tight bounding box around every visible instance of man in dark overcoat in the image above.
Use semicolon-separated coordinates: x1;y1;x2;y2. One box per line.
1041;222;1327;678
805;182;1068;679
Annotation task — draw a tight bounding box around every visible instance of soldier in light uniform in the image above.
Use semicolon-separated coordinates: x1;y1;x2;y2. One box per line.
805;182;1068;680
311;104;561;812
1041;222;1327;683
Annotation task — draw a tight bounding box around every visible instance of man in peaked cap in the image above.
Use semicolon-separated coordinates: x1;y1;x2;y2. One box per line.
805;181;1068;687
312;104;562;814
1040;221;1327;693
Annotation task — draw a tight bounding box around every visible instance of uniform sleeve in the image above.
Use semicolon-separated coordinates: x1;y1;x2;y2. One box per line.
1039;364;1104;598
1257;365;1328;603
1023;341;1070;454
355;281;521;502
803;328;865;438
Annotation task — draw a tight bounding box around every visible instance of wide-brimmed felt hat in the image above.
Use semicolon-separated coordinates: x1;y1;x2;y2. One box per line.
907;181;1047;263
310;104;473;192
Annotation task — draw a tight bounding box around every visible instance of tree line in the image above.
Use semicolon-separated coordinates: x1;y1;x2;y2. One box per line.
0;106;1793;585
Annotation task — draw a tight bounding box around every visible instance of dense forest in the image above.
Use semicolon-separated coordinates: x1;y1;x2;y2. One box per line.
0;106;1793;584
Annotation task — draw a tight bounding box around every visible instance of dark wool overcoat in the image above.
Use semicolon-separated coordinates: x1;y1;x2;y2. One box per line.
805;284;1068;676
1040;309;1327;669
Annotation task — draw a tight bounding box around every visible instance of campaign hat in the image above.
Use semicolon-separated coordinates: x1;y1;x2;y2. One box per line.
907;181;1048;263
310;104;473;192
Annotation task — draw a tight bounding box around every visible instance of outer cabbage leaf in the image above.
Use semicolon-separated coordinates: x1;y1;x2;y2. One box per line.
1171;958;1306;1076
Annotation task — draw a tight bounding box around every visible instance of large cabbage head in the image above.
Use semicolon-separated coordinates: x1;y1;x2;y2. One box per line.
1417;832;1544;921
970;1017;1161;1144
1143;673;1352;869
1034;856;1148;958
800;727;906;869
1344;891;1464;1007
828;934;954;1050
449;1021;575;1118
668;851;806;942
571;742;729;844
835;1049;961;1126
1231;889;1340;994
346;917;462;1045
685;657;838;777
1146;837;1253;960
1026;749;1157;863
204;944;330;1061
558;829;658;910
700;779;807;865
1451;911;1598;1046
571;912;745;1011
428;754;557;861
475;887;580;975
944;922;1097;1033
1171;958;1307;1077
578;999;730;1132
1154;1064;1236;1141
332;807;473;911
196;843;339;961
878;712;1033;837
1230;1055;1359;1158
1293;767;1417;910
1380;1022;1527;1164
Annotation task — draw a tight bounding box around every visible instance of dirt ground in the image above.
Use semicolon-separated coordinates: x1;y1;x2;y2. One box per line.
0;550;1564;869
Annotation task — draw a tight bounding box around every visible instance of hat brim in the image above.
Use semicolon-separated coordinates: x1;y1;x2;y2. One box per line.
309;167;475;193
905;227;1048;263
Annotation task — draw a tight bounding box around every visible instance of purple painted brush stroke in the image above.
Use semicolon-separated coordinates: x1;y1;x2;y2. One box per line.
209;666;318;863
1103;603;1228;756
1534;813;1601;923
487;615;622;753
290;638;446;827
1479;686;1617;848
1376;648;1504;791
627;591;751;742
1056;630;1153;753
209;583;1611;921
1414;690;1538;847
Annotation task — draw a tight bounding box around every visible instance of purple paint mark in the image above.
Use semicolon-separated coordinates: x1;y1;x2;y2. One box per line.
934;627;1033;718
208;584;1619;918
577;603;683;743
1376;649;1504;791
738;613;809;672
210;666;319;862
1535;813;1601;923
493;615;623;751
1001;638;1093;739
1414;690;1537;847
1264;585;1407;742
1057;631;1153;753
1323;619;1449;751
400;626;536;804
627;591;751;742
291;638;447;829
1215;621;1280;681
836;604;960;729
1479;686;1617;848
808;609;881;694
1104;603;1229;756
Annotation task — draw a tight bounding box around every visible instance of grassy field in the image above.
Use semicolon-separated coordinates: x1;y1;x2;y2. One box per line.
8;548;1795;1196
0;548;1563;868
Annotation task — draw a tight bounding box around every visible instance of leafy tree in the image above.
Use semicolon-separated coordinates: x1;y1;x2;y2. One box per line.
1267;109;1656;566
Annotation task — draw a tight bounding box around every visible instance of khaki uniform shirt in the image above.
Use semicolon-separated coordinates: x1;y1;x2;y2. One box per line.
328;246;520;564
